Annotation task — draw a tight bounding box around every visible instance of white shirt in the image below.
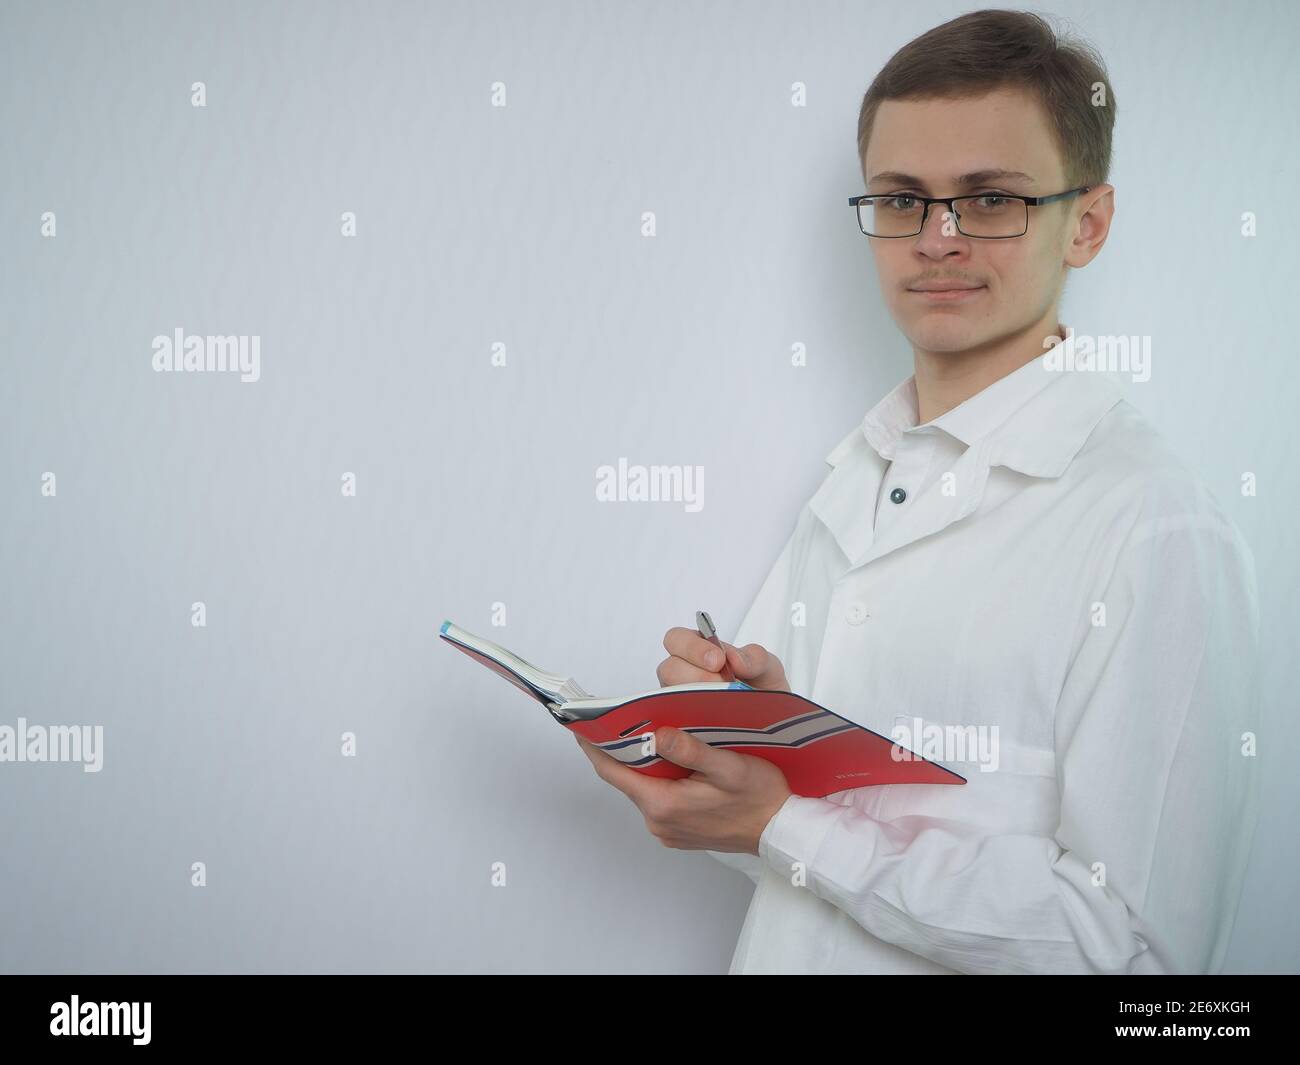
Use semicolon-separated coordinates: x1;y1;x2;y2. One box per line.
708;349;1261;974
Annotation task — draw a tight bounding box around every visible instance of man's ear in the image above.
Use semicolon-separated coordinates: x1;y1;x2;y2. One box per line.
1066;183;1115;268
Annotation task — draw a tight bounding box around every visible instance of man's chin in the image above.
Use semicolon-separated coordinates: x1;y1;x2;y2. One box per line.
902;319;985;354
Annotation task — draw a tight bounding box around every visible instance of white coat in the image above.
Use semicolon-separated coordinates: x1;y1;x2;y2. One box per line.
708;348;1261;974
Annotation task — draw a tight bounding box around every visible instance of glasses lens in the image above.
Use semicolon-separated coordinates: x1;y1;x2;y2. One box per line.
951;195;1028;237
859;195;925;236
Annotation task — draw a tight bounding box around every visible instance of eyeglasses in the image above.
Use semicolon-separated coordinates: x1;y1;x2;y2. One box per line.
848;186;1091;238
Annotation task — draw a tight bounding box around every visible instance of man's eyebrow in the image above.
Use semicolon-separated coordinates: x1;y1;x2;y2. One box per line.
867;169;1037;189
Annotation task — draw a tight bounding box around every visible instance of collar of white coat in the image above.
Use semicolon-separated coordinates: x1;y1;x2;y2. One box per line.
825;345;1125;479
810;347;1126;568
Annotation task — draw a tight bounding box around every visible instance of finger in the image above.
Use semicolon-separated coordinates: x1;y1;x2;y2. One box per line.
576;733;674;807
654;725;745;784
657;654;723;686
663;627;728;673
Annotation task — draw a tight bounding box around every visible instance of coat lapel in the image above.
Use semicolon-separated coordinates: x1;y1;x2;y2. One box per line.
810;433;993;571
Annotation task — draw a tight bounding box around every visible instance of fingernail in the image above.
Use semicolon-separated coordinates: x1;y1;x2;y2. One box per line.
706;650;721;668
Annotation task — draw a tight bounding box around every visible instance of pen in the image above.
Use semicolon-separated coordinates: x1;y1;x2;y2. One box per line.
695;610;736;681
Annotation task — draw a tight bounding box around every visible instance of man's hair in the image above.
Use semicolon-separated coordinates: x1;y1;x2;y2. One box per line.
857;9;1116;189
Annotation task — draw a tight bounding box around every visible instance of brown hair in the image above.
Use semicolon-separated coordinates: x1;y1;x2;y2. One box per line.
857;9;1116;189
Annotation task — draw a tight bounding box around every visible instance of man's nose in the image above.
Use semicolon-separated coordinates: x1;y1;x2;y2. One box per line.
914;201;967;254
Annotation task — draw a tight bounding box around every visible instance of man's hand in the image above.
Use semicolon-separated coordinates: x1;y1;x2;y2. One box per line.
656;627;790;692
575;726;792;855
573;627;794;856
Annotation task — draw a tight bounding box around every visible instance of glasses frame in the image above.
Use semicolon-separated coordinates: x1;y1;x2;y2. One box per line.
847;186;1092;238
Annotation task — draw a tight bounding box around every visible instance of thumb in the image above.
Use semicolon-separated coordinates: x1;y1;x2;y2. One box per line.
655;725;737;776
725;642;763;680
725;642;788;691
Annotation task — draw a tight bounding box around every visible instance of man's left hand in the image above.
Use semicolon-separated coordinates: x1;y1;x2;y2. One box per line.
575;726;792;855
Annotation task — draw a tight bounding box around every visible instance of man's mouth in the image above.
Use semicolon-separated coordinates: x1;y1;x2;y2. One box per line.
907;284;986;302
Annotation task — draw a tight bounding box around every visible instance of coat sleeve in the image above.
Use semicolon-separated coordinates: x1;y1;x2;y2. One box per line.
755;508;1262;973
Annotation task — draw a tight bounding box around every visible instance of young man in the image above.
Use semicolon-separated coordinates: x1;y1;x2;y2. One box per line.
575;9;1259;974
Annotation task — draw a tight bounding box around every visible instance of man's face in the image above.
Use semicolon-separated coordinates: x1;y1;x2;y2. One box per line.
861;86;1080;354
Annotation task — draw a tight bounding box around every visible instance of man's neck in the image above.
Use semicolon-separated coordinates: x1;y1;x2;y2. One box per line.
913;313;1064;425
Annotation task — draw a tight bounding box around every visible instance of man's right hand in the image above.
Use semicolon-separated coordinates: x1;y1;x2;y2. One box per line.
656;627;790;693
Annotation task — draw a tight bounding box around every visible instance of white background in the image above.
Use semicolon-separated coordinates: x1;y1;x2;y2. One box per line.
1;0;1295;972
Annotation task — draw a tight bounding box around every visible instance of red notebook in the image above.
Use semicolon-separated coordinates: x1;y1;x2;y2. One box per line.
439;619;965;797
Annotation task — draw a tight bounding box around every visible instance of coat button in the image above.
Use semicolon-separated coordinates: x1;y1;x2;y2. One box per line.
846;601;868;625
889;487;907;504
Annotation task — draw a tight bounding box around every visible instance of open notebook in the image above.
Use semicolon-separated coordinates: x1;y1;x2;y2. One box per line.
439;619;965;798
